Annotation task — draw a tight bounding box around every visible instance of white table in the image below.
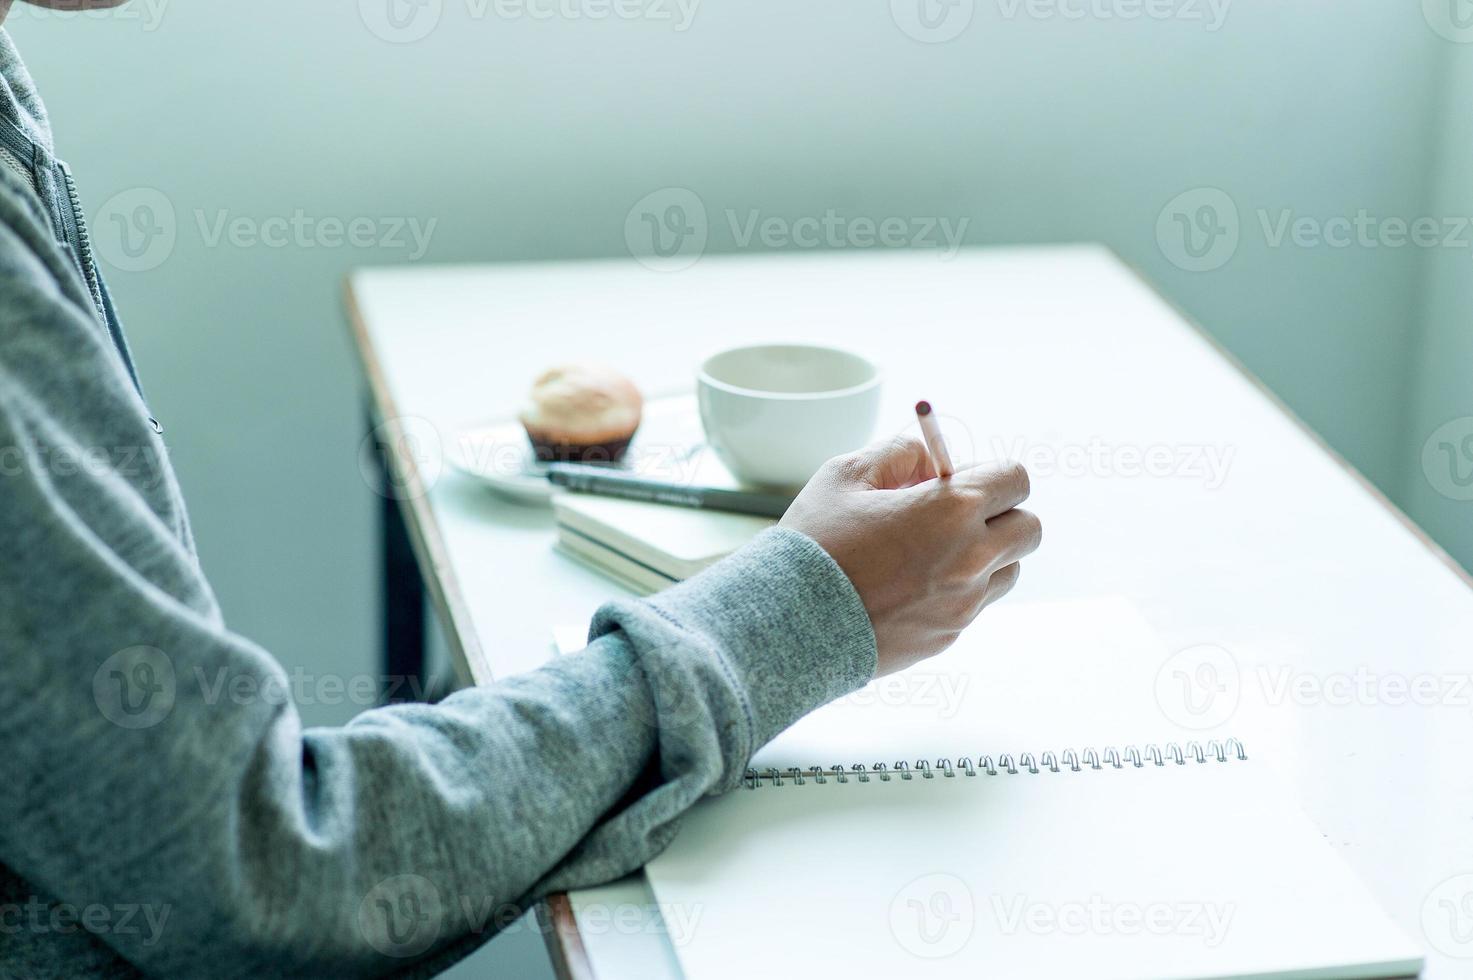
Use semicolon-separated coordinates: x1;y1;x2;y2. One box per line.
346;245;1473;979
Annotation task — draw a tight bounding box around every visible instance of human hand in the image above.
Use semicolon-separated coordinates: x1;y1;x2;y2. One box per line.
780;436;1041;676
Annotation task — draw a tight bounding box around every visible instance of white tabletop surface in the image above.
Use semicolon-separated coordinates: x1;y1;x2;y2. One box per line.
348;244;1473;978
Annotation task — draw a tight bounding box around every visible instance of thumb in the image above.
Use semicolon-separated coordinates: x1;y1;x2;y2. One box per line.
833;435;939;490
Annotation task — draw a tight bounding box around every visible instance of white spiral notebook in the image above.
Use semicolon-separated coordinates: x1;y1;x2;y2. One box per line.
630;599;1424;980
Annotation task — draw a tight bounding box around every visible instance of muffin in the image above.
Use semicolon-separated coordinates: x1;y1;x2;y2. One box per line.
519;364;643;464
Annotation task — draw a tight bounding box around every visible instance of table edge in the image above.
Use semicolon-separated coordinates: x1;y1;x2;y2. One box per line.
1113;254;1473;593
342;277;496;689
538;895;595;980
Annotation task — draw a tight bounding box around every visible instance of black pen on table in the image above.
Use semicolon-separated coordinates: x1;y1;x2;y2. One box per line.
545;462;795;518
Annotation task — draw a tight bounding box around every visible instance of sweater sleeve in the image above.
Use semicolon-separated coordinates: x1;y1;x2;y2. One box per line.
0;313;877;978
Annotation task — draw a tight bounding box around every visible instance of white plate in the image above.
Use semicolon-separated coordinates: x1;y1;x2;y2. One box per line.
448;394;718;505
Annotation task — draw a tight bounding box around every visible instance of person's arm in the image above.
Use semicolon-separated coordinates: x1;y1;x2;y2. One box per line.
0;364;886;977
0;198;1038;977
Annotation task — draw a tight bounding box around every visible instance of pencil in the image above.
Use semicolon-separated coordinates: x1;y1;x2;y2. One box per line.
545;462;796;518
915;400;955;478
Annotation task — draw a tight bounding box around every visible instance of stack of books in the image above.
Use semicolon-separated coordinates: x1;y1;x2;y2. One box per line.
552;492;772;594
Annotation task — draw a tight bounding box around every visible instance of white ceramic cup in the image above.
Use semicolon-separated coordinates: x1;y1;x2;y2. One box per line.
697;343;882;488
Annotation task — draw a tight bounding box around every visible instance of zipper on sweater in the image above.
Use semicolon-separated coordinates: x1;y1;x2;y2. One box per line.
54;160;160;433
56;160;106;320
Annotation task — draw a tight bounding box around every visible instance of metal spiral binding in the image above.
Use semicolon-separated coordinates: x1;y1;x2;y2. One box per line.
742;738;1247;787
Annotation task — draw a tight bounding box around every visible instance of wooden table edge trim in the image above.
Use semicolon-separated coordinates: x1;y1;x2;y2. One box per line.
539;894;596;980
342;250;1473;980
342;276;494;689
344;274;596;978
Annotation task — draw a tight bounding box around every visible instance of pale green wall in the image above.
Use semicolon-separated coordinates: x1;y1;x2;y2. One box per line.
5;0;1463;738
1403;39;1473;572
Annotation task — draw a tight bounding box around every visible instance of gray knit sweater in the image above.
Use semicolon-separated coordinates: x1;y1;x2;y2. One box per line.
0;29;877;978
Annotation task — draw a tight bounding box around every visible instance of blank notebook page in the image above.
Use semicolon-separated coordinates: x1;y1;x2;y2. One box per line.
645;761;1421;980
748;596;1188;769
642;599;1421;979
